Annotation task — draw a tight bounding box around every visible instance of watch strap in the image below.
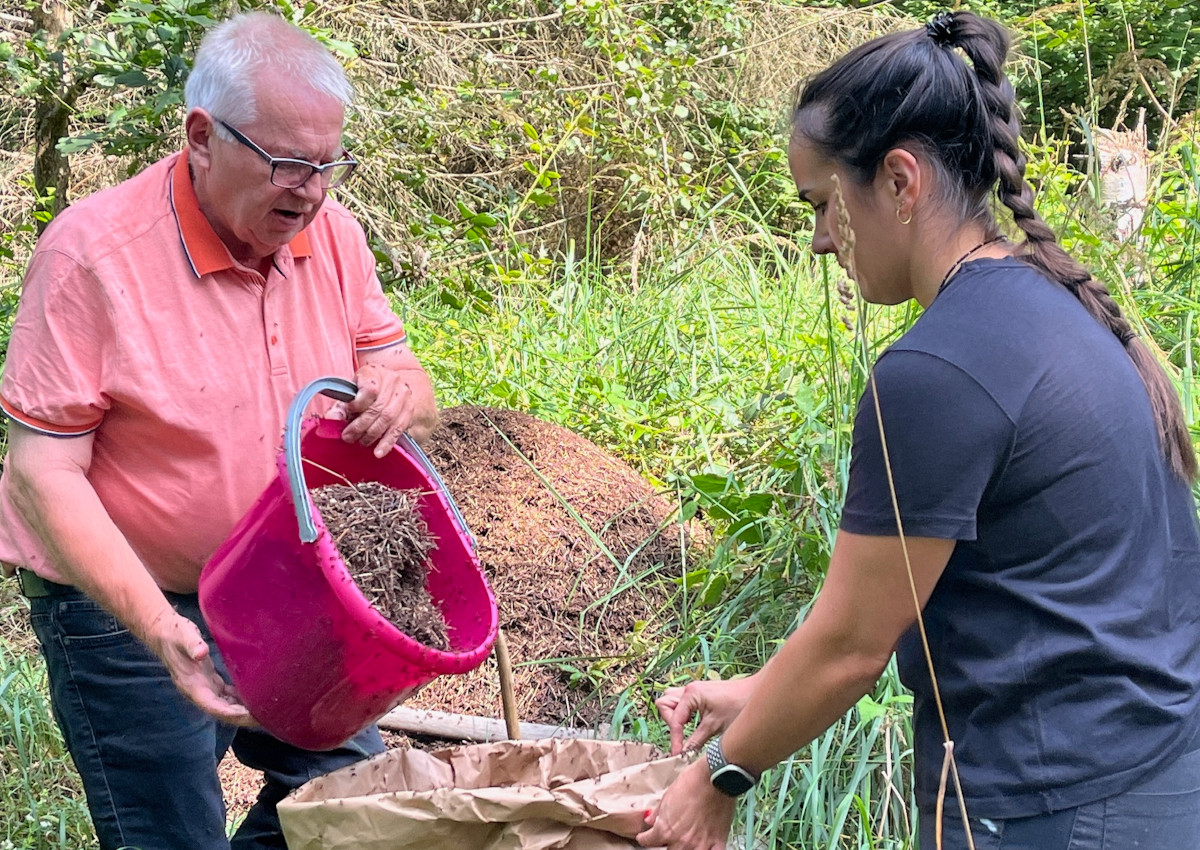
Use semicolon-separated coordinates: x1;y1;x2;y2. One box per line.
705;735;757;797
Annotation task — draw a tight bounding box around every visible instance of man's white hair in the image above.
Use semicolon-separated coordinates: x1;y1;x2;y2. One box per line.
184;12;353;136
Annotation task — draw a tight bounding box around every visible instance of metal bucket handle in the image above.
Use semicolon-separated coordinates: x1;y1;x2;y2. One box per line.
283;376;474;548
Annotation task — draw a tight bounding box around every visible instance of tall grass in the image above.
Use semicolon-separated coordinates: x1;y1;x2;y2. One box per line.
400;206;923;846
2;141;1196;850
4;135;1193;847
0;587;91;849
2;194;1196;850
402;129;1200;850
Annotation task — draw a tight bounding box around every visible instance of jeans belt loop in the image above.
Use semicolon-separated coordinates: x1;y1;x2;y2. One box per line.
17;569;51;599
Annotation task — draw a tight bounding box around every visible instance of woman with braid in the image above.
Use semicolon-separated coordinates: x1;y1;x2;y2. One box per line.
638;11;1200;850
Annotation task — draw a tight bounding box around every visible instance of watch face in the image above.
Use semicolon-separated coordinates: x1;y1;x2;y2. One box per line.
711;763;756;797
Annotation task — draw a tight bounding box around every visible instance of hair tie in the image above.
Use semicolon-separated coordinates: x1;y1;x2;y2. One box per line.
926;11;956;47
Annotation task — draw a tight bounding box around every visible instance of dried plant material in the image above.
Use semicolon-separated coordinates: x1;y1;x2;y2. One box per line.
830;173;859;330
311;482;449;651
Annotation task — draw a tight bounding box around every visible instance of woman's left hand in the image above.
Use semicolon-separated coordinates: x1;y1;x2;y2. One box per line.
637;759;736;850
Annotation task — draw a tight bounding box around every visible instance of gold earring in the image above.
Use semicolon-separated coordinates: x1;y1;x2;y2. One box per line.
897;207;913;226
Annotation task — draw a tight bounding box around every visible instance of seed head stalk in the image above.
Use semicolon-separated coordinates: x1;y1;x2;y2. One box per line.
830;171;976;850
830;174;858;329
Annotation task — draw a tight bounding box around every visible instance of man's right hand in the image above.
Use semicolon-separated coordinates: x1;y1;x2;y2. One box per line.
144;610;255;726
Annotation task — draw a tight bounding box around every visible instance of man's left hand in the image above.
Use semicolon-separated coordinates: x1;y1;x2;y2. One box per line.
338;362;420;457
637;759;737;850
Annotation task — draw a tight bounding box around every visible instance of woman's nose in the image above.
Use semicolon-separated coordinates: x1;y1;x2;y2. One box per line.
811;226;836;256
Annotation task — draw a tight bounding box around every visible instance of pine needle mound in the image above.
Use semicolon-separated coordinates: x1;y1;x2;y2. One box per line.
310;481;449;651
406;405;708;728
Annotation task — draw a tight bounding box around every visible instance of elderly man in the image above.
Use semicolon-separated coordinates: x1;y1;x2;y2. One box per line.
0;12;436;849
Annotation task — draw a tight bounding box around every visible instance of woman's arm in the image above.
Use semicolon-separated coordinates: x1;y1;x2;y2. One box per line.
638;530;954;849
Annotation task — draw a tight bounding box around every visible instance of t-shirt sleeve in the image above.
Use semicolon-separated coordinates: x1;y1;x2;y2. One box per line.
840;350;1015;540
334;211;407;352
355;268;407;352
0;248;113;435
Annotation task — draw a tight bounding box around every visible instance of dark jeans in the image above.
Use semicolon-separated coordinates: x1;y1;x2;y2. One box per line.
28;585;384;850
919;745;1200;850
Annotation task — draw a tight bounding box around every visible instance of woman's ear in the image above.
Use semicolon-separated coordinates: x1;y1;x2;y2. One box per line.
880;148;923;219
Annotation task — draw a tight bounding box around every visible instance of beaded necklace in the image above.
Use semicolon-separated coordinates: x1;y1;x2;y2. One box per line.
936;235;1007;296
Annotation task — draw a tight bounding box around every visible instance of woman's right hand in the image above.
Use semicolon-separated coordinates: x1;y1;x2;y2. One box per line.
658;673;759;755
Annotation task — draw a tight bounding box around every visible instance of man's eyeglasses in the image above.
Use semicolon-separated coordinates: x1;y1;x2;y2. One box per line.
217;120;357;190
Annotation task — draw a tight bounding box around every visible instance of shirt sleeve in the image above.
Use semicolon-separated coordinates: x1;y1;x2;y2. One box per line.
0;247;114;435
355;270;408;352
329;206;407;352
840;349;1015;540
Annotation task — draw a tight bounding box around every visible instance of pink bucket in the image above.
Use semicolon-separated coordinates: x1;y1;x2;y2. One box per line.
199;377;497;751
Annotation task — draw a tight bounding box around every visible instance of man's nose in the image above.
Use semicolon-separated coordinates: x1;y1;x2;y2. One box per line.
292;171;327;202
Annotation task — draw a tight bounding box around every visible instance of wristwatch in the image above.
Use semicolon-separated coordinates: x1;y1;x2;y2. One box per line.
704;734;758;797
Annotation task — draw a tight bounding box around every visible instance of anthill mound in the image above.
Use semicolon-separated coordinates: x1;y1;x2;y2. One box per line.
406;405;701;728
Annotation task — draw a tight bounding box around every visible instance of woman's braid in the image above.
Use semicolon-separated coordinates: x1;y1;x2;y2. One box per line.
959;12;1195;480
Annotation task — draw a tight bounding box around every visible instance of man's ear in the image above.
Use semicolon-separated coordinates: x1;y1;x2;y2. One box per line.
185;109;216;170
880;148;923;218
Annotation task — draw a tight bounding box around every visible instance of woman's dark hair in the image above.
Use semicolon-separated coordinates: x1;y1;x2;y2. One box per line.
792;11;1197;482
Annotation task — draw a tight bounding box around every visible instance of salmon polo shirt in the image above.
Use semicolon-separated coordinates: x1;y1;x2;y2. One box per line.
0;149;407;592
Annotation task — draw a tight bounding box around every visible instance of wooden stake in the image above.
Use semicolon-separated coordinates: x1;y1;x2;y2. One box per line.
495;628;521;740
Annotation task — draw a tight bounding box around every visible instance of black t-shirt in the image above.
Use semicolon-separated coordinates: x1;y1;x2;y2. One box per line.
841;257;1200;818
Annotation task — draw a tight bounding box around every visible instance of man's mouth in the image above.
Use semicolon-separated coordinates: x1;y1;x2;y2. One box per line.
274;209;303;220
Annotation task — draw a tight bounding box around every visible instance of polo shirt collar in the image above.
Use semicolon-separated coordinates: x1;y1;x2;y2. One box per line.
169;148;313;278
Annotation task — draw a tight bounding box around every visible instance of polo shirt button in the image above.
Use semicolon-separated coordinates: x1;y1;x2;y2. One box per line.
270;335;278;345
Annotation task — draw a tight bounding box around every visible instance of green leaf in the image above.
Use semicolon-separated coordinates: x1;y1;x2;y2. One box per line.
114;69;151;87
856;694;886;724
699;572;728;607
56;133;103;154
672;567;710;589
689;473;733;498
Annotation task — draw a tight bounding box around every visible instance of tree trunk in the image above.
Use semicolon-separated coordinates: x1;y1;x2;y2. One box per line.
31;0;76;233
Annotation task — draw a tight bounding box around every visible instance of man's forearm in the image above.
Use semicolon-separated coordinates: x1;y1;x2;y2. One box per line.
8;436;173;642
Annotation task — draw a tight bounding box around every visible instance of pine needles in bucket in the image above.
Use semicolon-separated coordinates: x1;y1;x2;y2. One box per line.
310;482;449;650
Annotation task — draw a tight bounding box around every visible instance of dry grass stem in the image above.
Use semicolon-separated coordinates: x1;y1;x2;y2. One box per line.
829;172;859;329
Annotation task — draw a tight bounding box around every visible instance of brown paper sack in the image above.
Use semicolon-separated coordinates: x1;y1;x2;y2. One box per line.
278;738;689;850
